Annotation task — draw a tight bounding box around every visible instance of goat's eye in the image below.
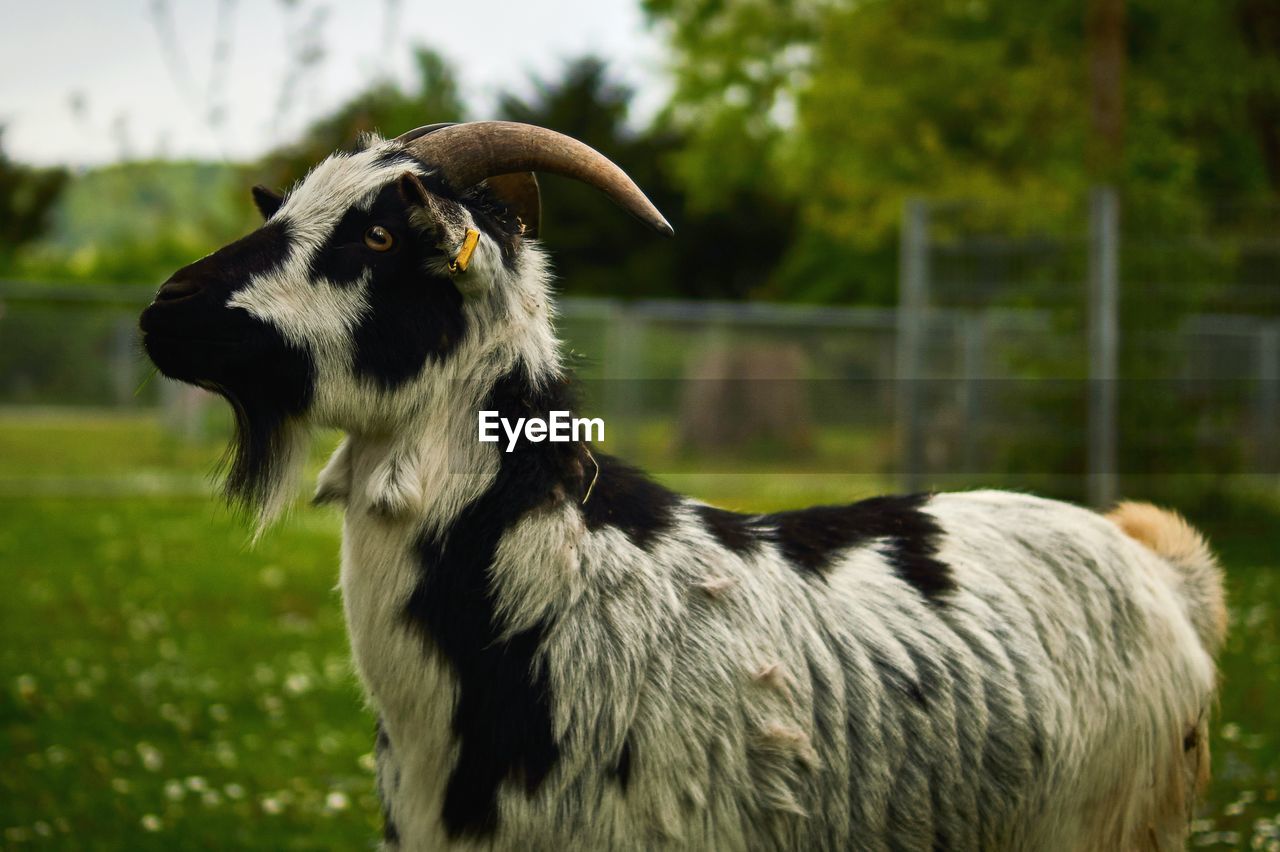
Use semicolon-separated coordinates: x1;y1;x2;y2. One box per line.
364;226;395;252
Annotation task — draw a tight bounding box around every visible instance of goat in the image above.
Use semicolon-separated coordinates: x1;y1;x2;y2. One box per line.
140;121;1226;851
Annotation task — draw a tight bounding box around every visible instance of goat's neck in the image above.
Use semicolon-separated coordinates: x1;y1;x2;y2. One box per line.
319;356;581;534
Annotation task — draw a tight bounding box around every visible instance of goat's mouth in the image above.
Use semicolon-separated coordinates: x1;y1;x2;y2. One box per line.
138;293;315;405
141;329;248;386
139;305;317;514
141;329;247;346
139;298;265;386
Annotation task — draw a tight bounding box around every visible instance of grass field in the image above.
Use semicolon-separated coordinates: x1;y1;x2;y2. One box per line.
1;412;1278;849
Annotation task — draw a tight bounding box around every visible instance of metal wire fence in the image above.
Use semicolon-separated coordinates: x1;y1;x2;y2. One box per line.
1;280;1275;501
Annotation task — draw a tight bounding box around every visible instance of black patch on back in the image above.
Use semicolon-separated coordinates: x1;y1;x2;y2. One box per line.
405;368;585;839
694;504;760;555
767;494;952;601
580;455;678;548
769;504;876;573
691;493;954;603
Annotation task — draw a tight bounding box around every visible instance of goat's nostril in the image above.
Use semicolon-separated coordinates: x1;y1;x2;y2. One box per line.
155;278;204;303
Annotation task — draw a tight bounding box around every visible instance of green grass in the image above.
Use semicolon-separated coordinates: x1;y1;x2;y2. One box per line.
0;410;222;479
1;498;371;849
1;413;1277;848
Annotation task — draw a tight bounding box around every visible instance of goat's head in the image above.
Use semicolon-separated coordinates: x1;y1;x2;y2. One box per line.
139;121;670;520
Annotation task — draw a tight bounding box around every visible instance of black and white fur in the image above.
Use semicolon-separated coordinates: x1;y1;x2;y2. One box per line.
141;132;1227;851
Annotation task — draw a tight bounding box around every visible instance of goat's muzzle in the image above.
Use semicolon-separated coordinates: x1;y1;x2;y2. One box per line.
140;271;256;385
153;276;204;304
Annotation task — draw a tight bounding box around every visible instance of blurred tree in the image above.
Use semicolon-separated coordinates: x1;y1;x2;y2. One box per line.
497;56;669;298
254;46;466;193
497;56;798;300
1087;0;1126;181
641;0;822;212
1238;0;1280;196
644;0;1280;303
0;129;69;265
11;160;245;284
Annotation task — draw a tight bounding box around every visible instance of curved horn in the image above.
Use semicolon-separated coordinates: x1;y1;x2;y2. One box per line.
395;121;673;237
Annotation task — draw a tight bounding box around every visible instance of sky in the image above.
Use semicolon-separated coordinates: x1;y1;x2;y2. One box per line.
0;0;668;167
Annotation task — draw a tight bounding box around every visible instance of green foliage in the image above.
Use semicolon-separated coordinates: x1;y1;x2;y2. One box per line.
497;56;799;300
10;161;246;285
497;57;678;298
0;47;467;288
0;131;68;267
640;0;820;210
255;46;467;193
793;1;1089;245
644;0;1280;303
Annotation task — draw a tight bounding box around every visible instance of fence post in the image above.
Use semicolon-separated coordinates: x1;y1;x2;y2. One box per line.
897;199;930;492
960;311;986;474
1088;186;1120;506
606;302;644;455
1259;323;1279;474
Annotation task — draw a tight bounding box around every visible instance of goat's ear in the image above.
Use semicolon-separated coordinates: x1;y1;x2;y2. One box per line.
252;185;285;220
484;172;541;239
397;171;433;209
398;172;469;251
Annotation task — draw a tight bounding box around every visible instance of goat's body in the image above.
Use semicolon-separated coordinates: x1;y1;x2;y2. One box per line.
139;126;1223;851
333;434;1219;852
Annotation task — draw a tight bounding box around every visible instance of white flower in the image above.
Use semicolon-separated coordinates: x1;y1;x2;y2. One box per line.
136;742;164;772
284;673;312;696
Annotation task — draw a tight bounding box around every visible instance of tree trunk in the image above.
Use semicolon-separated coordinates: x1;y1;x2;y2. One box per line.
1086;0;1126;179
1238;0;1280;195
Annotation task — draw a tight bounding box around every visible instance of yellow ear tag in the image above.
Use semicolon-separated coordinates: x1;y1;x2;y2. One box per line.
449;229;480;273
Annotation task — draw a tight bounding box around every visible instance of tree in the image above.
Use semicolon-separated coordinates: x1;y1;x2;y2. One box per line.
0;129;68;266
254;46;466;194
644;0;1280;303
497;56;799;301
497;57;672;298
1238;0;1280;197
640;0;821;212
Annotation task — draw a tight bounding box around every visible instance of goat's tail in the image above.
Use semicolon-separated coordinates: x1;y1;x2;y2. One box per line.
1104;502;1225;850
1107;502;1228;657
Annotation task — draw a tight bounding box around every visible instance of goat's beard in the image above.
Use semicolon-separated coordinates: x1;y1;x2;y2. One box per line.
218;389;311;536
